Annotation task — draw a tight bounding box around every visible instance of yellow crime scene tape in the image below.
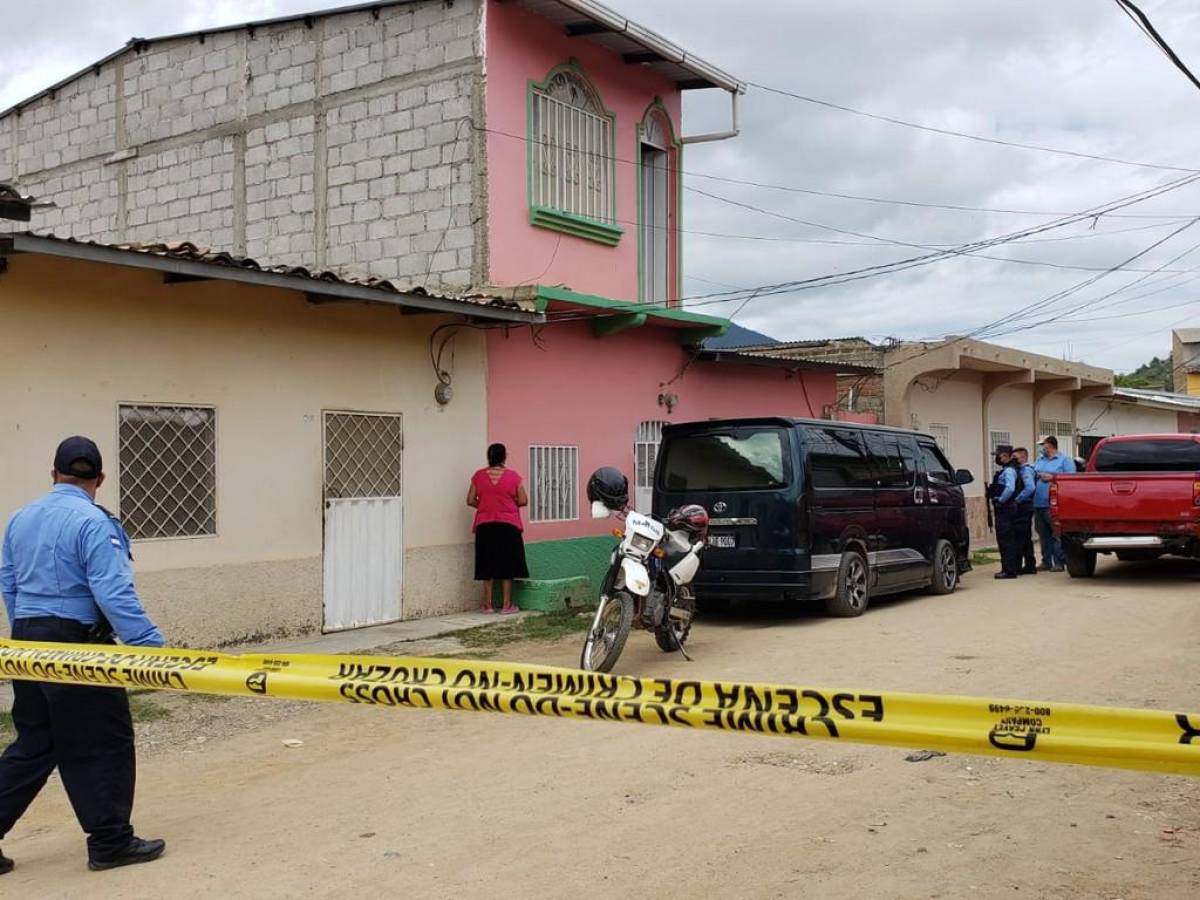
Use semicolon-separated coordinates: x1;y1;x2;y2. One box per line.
1;638;1197;777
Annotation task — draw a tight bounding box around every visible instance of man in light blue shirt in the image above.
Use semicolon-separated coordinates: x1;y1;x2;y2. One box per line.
0;437;165;875
1033;435;1076;571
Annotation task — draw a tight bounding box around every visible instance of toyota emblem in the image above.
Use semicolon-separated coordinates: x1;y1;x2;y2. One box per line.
712;501;728;514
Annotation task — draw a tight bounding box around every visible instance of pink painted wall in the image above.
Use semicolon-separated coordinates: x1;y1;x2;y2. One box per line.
487;322;837;542
484;0;683;301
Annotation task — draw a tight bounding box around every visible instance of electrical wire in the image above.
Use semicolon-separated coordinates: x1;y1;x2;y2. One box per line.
744;82;1199;174
477;124;1200;219
686;184;1200;275
1113;0;1200;93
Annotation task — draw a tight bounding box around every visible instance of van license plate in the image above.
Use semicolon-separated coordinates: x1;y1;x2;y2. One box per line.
709;534;736;548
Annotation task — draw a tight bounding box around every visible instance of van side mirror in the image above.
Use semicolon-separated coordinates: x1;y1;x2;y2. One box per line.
954;469;974;486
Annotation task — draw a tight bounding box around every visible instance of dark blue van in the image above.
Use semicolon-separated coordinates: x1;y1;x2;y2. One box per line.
652;417;974;616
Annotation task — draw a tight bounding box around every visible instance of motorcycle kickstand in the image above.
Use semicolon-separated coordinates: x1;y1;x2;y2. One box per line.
669;611;694;662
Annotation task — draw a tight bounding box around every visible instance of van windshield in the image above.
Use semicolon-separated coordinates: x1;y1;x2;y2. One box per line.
1093;438;1200;472
660;429;787;491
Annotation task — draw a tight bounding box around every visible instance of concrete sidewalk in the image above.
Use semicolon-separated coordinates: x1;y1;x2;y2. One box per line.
0;608;530;712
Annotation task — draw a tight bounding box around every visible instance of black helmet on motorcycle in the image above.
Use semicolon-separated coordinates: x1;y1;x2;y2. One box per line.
668;504;710;540
586;467;629;511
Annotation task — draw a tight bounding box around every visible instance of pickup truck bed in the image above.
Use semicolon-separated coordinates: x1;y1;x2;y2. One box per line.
1051;434;1200;577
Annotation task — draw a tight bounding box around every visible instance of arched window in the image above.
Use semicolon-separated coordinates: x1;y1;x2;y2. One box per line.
529;64;618;240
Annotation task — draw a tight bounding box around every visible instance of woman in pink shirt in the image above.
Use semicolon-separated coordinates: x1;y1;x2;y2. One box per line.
466;443;529;614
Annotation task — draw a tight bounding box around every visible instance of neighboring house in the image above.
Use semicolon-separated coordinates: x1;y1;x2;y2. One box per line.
0;230;538;646
737;337;1114;544
1;0;879;621
1077;386;1200;459
1172;328;1200;396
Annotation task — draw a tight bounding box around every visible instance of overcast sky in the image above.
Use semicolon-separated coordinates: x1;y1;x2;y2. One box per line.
3;0;1199;372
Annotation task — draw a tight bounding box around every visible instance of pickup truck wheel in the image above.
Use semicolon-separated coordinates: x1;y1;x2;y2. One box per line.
925;539;959;595
1064;543;1097;578
825;550;869;617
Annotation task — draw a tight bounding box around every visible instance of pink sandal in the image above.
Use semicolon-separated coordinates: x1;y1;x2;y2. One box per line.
480;605;495;614
500;605;520;615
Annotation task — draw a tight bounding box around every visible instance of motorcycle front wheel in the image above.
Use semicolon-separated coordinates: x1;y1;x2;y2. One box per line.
580;591;634;673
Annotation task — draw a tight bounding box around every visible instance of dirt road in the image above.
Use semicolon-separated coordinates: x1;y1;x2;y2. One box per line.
5;557;1200;898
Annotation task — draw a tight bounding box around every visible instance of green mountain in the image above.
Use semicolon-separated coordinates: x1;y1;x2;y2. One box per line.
1114;355;1172;390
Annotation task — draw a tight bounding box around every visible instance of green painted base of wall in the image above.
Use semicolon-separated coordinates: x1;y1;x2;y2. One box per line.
489;535;616;610
512;576;591;611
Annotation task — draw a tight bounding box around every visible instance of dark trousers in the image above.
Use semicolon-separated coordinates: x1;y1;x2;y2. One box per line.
0;616;135;860
1016;502;1036;573
994;502;1021;576
1034;507;1065;568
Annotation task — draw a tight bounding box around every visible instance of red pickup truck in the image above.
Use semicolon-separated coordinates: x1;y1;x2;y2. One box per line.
1050;434;1200;577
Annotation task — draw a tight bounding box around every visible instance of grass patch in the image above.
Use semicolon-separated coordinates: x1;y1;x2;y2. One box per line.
452;609;594;650
971;548;1000;567
129;693;172;723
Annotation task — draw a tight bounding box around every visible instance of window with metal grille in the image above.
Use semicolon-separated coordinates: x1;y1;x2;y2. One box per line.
529;445;579;522
118;404;216;540
323;412;403;499
928;423;950;453
989;430;1012;453
530;66;615;224
634;421;666;491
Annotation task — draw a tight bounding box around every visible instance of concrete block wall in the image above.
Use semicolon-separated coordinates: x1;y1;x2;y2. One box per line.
0;0;485;288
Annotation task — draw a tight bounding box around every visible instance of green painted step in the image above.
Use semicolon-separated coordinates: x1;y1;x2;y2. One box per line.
511;576;593;612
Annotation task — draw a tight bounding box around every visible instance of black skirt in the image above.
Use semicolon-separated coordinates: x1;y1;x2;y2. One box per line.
474;522;530;581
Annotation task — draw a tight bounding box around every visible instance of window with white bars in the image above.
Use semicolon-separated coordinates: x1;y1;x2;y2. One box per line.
118;404;216;540
529;445;579;523
989;430;1012;453
928;423;950;453
634;421;667;490
1038;420;1073;440
530;67;615;224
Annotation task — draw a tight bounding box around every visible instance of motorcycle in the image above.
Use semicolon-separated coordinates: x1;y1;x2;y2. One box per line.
580;468;709;673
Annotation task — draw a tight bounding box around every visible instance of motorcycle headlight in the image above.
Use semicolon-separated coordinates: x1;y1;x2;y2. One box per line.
630;533;655;555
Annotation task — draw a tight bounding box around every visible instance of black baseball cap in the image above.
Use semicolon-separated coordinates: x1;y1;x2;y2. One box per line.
54;436;103;479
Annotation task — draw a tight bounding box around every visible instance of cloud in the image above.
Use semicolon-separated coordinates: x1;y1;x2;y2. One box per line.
3;0;1198;371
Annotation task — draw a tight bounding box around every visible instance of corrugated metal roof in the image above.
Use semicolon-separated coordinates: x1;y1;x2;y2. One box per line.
1112;386;1200;411
0;233;541;322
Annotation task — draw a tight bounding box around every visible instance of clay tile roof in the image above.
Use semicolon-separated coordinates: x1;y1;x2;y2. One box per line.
4;233;540;320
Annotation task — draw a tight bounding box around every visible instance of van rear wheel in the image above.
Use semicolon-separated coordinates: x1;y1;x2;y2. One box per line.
825;550;869;617
925;539;959;595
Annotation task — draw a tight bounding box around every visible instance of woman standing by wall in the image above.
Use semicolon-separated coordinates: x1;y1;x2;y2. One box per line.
467;443;529;614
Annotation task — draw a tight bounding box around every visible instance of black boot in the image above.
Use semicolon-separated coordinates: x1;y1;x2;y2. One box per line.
0;847;13;875
88;837;166;872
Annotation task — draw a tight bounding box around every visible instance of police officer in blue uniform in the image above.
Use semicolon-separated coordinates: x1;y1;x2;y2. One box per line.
1013;447;1038;575
0;437;166;875
988;445;1022;580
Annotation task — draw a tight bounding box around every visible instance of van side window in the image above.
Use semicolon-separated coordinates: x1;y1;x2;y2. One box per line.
917;442;953;482
864;432;913;488
807;428;873;490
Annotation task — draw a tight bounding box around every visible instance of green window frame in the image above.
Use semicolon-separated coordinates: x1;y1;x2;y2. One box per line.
527;61;623;246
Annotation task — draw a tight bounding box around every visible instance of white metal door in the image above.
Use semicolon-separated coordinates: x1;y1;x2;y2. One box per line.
322;412;404;632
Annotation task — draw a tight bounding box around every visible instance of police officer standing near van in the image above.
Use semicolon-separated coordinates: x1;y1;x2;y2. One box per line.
0;437;166;875
1012;447;1038;575
988;445;1022;580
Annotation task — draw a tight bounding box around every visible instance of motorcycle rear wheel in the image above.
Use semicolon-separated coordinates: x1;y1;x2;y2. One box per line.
580;592;634;673
654;591;696;652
